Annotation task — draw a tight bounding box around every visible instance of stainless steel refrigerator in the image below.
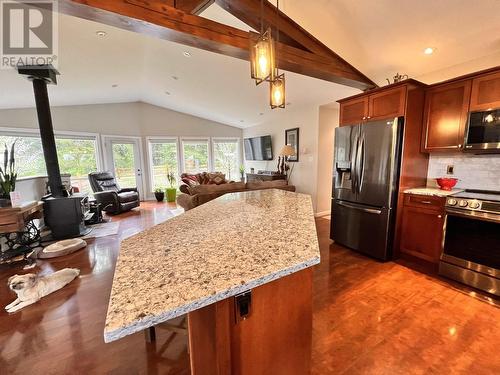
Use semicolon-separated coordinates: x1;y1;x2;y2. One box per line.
330;117;403;260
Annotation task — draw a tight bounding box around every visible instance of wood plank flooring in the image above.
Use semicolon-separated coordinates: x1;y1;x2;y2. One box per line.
0;202;498;374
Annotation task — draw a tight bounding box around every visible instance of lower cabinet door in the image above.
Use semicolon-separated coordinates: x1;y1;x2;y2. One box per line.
400;205;444;263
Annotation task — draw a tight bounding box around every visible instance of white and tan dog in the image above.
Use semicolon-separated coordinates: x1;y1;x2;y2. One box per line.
5;268;80;313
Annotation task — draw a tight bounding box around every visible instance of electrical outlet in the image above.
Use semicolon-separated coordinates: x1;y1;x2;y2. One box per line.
446;165;454;175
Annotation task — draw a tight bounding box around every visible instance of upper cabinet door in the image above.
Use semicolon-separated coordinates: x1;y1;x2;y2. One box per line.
470;71;500;111
339;97;368;126
422;80;472;152
368;86;406;120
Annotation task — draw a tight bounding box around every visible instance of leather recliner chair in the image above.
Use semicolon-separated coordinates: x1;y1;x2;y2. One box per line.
88;172;140;215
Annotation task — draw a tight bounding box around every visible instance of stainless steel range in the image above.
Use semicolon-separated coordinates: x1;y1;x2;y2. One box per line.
440;190;500;296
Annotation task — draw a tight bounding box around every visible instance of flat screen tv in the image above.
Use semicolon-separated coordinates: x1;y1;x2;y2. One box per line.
244;135;273;161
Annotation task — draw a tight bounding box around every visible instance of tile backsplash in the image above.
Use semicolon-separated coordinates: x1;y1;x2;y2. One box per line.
427;153;500;191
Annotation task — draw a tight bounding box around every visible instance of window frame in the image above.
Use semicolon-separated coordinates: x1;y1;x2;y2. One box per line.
211;137;242;179
146;136;181;190
0;126;103;179
180;137;212;174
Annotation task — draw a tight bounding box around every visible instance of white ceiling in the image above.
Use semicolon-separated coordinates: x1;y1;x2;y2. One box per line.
1;1;499;128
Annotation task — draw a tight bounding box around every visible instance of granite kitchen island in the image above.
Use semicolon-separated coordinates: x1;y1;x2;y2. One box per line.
105;189;320;374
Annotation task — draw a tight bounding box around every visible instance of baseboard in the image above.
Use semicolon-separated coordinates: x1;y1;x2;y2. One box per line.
314;210;331;218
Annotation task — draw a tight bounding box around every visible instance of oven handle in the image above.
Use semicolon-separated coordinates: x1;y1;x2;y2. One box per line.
446;208;500;224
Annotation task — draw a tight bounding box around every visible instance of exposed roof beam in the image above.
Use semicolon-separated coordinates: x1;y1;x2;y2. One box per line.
56;0;376;90
175;0;214;15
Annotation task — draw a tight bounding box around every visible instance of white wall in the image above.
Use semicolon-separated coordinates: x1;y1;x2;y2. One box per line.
316;106;339;215
0;102;243;200
243;105;320;212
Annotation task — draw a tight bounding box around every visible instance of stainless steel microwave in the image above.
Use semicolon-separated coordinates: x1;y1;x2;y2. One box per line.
464;108;500;153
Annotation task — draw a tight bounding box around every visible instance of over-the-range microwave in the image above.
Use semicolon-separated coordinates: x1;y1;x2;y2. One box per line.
464;108;500;153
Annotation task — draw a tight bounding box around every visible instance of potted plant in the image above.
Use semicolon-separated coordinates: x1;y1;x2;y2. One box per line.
154;187;164;202
239;165;245;181
0;142;17;207
166;168;177;202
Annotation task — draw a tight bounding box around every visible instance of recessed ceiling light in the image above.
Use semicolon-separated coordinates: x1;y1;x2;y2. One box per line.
96;31;107;37
165;91;171;95
259;112;264;116
111;84;118;88
183;51;191;57
171;75;179;80
240;120;244;123
424;47;435;55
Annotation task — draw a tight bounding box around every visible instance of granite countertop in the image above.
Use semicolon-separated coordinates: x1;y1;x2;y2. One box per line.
403;187;463;197
104;189;320;343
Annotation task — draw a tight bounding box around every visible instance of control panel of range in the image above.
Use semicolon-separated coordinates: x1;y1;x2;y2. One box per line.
446;198;481;210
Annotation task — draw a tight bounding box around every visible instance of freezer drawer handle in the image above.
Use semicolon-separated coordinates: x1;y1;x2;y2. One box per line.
338;201;382;215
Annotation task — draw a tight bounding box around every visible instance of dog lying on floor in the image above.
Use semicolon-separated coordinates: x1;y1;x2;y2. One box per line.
5;268;80;313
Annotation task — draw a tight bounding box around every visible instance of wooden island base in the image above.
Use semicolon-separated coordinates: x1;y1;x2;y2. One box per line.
188;268;313;375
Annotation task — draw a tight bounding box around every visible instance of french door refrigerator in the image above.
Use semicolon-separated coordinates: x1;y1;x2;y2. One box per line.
330;117;403;261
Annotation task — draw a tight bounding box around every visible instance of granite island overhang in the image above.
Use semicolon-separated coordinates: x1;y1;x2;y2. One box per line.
104;189;320;374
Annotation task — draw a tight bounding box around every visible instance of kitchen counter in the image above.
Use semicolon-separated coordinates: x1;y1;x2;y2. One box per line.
404;187;463;197
104;189;320;343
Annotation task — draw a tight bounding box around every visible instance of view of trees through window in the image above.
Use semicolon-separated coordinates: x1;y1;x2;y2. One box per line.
213;139;240;181
111;143;136;189
182;140;209;174
150;141;179;189
0;134;98;193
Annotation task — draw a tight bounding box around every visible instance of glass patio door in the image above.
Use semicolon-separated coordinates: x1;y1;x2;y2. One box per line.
103;136;144;199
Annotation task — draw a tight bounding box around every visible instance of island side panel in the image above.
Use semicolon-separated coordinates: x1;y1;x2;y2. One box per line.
188;267;313;375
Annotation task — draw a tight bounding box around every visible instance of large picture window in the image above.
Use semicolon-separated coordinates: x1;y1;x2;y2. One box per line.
148;138;180;189
181;138;210;174
212;138;240;181
0;131;99;193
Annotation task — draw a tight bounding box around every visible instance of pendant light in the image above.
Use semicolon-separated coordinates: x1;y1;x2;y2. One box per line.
250;0;275;85
269;0;286;109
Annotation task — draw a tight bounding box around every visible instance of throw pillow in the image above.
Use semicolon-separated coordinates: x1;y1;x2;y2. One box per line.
207;172;226;185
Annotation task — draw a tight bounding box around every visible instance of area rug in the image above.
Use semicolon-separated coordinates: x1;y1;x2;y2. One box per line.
83;222;120;239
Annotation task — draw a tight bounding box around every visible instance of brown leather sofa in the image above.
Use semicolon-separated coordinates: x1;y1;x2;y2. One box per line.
177;179;296;211
88;171;140;215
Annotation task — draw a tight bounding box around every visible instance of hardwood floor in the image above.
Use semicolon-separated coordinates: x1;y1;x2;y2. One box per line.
0;202;499;374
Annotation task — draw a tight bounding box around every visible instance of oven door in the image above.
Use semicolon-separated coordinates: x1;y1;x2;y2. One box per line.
440;209;500;295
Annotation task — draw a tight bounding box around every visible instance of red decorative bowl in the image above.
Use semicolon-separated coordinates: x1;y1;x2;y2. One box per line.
436;178;458;191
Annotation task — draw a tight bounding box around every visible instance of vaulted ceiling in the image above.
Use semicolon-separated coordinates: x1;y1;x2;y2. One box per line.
1;0;499;128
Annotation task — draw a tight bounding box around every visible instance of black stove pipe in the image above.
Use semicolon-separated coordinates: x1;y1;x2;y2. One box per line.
18;65;64;197
32;78;64;197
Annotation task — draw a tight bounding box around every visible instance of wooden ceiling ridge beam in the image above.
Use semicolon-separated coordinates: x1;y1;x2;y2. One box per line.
174;0;214;15
56;0;376;90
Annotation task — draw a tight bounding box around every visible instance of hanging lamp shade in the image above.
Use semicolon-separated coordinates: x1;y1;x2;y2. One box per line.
250;28;275;85
270;73;286;109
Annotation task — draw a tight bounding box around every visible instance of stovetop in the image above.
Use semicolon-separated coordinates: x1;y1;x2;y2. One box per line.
451;190;500;202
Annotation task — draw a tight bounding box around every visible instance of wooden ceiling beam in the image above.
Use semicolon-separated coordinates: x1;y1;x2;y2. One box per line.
56;0;376;90
174;0;214;15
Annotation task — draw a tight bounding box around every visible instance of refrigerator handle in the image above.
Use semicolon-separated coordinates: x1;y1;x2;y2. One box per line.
350;133;359;194
337;200;382;215
358;136;366;193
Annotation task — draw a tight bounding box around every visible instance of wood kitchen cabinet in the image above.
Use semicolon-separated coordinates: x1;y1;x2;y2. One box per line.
421;80;471;152
470;70;500;111
339;96;368;125
400;194;445;263
339;85;406;125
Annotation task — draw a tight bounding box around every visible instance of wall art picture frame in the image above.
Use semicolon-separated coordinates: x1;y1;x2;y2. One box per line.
285;127;299;162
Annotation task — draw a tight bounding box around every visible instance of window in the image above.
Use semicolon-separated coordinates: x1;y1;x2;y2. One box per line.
0;131;99;193
181;138;210;174
148;138;180;189
55;135;99;193
212;138;241;181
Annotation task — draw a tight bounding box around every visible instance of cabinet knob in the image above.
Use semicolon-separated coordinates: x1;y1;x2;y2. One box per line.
458;144;462;148
437;215;442;218
367;116;371;119
362;116;366;120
